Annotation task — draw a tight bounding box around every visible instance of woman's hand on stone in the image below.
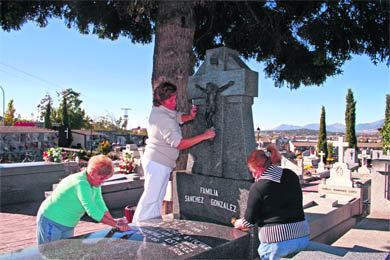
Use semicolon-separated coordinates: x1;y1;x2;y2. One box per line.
115;218;129;232
190;105;198;120
203;129;215;140
233;218;244;229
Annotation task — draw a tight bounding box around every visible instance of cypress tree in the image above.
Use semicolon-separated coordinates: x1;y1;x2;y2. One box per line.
345;89;357;149
381;94;390;154
43;101;52;129
317;106;328;163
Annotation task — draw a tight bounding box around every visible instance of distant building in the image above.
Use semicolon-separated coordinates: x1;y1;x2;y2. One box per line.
71;130;108;150
289;140;382;154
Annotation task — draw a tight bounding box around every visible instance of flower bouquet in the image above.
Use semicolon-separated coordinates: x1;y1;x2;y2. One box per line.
117;151;140;174
43;147;67;162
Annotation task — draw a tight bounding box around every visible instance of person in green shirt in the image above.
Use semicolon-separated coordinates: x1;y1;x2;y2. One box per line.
37;155;129;244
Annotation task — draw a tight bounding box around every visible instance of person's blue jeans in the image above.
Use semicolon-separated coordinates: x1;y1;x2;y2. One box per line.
258;236;309;260
36;210;74;245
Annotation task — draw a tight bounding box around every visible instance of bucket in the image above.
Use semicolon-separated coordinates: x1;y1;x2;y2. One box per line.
125;205;137;223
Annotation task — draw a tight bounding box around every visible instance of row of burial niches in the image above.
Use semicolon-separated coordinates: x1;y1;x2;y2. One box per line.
0;132;57;162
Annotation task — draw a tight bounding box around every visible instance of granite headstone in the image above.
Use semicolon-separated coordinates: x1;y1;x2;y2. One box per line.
174;47;258;227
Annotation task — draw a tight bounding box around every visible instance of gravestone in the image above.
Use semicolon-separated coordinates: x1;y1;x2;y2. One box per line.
370;159;390;218
187;46;258;181
280;155;304;184
281;155;303;176
317;151;326;172
344;148;359;170
314;150;330;178
333;137;349;164
303;151;320;167
326;162;353;188
174;47;258;227
356;150;371;177
0;218;250;260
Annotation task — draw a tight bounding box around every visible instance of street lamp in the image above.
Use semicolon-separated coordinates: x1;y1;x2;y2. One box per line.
0;86;4;126
89;119;93;155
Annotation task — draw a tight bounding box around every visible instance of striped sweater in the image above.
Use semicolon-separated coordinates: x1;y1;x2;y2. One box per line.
242;165;310;243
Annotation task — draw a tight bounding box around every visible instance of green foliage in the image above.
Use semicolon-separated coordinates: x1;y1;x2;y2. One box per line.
327;143;334;159
317;106;328;163
1;1;388;89
93;114;123;131
345;89;357;149
43;101;52;129
380;94;390;154
4;99;16;126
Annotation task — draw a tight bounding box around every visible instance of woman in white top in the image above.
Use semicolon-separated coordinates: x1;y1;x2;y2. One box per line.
132;81;215;223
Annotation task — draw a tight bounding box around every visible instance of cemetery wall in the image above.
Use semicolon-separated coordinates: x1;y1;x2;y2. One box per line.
0;162;75;206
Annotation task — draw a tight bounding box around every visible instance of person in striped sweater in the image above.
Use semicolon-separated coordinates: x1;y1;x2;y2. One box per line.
234;144;310;260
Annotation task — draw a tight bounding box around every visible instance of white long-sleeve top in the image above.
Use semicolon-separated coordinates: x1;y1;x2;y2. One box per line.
142;105;183;168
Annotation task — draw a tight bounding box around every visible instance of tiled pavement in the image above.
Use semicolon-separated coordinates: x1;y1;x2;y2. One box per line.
0;201;124;254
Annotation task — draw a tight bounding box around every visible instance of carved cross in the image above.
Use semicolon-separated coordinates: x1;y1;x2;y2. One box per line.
334;137;349;164
319;151;325;162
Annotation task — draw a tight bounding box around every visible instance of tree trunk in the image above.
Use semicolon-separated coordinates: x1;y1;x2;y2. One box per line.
152;1;196;171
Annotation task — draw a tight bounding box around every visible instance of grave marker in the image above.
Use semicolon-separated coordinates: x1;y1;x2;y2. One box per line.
317;151;326;172
326;162;353;188
174;47;258;226
333;137;349;164
344;148;359;170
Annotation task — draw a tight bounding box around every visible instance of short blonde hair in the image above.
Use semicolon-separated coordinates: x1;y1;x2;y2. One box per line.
87;155;114;177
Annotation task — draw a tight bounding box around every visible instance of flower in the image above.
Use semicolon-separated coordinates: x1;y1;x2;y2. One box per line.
43;147;67;163
113;146;121;153
118;158;136;174
117;151;140;174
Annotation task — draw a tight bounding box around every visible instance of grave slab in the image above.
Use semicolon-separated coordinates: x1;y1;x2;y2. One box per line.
0;218;250;260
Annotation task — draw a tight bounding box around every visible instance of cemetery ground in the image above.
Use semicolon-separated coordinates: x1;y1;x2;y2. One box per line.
0;178;389;256
0;201;124;254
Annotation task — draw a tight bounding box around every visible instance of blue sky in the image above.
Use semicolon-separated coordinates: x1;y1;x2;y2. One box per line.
1;19;389;130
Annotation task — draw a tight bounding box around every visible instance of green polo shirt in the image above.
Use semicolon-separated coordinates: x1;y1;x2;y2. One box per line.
41;170;108;227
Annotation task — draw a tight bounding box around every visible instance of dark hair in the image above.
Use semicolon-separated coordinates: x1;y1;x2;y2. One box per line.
247;144;281;169
153;82;177;106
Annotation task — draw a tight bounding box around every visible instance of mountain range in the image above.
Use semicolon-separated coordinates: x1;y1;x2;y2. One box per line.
272;119;384;133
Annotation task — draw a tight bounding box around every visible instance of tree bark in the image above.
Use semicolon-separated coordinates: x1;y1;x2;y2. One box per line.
152;1;196;171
